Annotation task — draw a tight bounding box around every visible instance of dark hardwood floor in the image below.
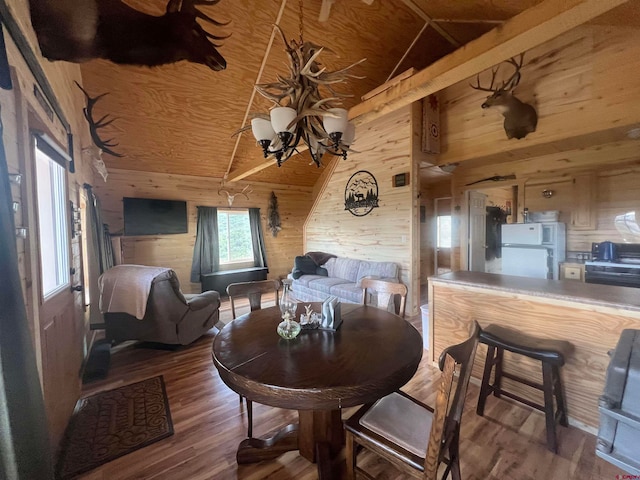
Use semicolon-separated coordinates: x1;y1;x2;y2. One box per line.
77;297;623;479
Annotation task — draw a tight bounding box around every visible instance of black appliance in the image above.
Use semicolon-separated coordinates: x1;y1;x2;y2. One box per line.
592;241;617;261
585;243;640;288
596;329;640;474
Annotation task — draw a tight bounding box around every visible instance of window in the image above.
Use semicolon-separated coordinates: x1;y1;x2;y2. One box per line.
437;215;452;248
34;135;70;298
218;209;254;265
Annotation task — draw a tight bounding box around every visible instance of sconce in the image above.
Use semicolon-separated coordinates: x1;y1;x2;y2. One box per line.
15;227;27;238
9;173;22;185
542;189;554;198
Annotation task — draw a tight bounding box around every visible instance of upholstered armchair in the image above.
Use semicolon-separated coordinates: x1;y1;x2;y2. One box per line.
99;265;220;345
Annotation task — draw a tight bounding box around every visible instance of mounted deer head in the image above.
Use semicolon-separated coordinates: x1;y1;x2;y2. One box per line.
29;0;228;71
470;54;537;140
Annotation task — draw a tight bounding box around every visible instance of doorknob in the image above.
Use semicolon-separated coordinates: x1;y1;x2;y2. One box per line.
71;285;83;292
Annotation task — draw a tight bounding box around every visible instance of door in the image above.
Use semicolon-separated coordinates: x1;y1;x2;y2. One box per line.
502;247;550;278
468;191;487;272
32;133;82;447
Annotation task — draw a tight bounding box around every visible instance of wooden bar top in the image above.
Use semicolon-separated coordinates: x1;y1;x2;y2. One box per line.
429;271;640;314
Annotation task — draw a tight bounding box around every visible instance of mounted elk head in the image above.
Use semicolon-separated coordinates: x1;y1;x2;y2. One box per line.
470;54;537;140
28;0;228;71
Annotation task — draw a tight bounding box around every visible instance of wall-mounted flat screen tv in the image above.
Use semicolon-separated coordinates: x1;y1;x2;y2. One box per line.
123;197;188;236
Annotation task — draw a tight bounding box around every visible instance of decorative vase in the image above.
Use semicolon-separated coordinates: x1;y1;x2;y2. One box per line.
280;281;297;319
277;312;301;340
278;282;300;339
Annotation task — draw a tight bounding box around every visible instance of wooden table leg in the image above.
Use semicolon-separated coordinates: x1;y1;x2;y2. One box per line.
298;409;344;479
236;409;344;480
236;423;299;464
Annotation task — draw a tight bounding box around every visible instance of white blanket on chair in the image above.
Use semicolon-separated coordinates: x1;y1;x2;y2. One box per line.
99;265;172;319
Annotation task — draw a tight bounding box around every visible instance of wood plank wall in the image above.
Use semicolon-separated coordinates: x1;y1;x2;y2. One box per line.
437;25;640;167
425;24;640;271
304;105;424;314
95;169;314;294
3;0;97;452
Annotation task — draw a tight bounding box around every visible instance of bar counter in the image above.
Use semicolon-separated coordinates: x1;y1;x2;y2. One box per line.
428;271;640;431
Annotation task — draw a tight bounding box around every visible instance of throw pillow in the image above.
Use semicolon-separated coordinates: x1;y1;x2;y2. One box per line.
316;266;328;276
292;255;318;279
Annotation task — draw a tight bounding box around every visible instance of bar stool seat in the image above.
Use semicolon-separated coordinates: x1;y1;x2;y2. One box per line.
476;324;573;453
479;324;572;365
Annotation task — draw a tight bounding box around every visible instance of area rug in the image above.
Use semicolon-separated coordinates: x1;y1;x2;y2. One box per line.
56;376;173;479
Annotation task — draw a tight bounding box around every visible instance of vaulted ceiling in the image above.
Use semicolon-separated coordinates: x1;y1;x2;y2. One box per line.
78;0;638;187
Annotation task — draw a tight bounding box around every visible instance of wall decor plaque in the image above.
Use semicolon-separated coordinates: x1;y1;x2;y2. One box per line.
344;170;379;217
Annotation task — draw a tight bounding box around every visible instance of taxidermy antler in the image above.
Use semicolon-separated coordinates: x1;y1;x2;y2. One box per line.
75;81;124;158
470;54;537;139
28;0;228;71
218;180;252;206
236;25;365;167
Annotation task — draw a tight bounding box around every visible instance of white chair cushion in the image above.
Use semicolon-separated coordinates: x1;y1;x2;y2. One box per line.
359;392;433;457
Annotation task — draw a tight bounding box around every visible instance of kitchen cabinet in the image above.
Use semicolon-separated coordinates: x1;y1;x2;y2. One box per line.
560;262;585;282
571;173;596;230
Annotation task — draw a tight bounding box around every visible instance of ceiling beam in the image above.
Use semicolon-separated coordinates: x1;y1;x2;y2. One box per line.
349;0;630;126
227;0;629;182
400;0;461;47
226;157;279;182
224;0;288;179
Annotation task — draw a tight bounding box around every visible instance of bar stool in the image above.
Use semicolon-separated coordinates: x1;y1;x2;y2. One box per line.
476;324;573;453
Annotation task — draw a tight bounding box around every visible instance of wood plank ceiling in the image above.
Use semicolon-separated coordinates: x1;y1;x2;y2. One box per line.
78;0;634;187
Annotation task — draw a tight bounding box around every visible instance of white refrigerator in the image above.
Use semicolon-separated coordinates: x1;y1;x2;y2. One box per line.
501;223;566;279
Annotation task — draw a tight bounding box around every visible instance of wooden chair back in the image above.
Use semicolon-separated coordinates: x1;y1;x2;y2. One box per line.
423;320;480;479
361;278;408;318
226;279;280;319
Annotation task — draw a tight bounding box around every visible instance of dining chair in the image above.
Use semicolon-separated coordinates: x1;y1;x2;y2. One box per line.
226;279;281;438
361;277;408;318
343;321;481;480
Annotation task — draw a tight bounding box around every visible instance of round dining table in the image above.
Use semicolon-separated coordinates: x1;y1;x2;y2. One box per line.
211;303;423;479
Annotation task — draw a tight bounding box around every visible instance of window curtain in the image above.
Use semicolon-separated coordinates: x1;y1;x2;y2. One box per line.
0;104;53;479
190;206;219;282
83;184;115;326
249;208;268;268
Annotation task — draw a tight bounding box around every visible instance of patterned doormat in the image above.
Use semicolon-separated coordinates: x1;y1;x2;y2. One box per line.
56;376;173;479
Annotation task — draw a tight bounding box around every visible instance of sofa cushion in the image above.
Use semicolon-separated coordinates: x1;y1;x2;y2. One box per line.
292;255;318;279
330;283;364;304
331;258;362;283
356;261;398;284
307;277;352;295
293;274;326;288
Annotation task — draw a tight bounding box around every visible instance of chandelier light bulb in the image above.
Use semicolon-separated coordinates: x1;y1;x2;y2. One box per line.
322;108;349;134
251;118;275;142
342;122;356;146
270;107;297;133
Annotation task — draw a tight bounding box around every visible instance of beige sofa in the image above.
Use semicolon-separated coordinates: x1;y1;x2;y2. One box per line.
290;256;399;304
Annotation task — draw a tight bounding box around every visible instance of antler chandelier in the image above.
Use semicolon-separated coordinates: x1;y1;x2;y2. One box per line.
247;0;365;168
